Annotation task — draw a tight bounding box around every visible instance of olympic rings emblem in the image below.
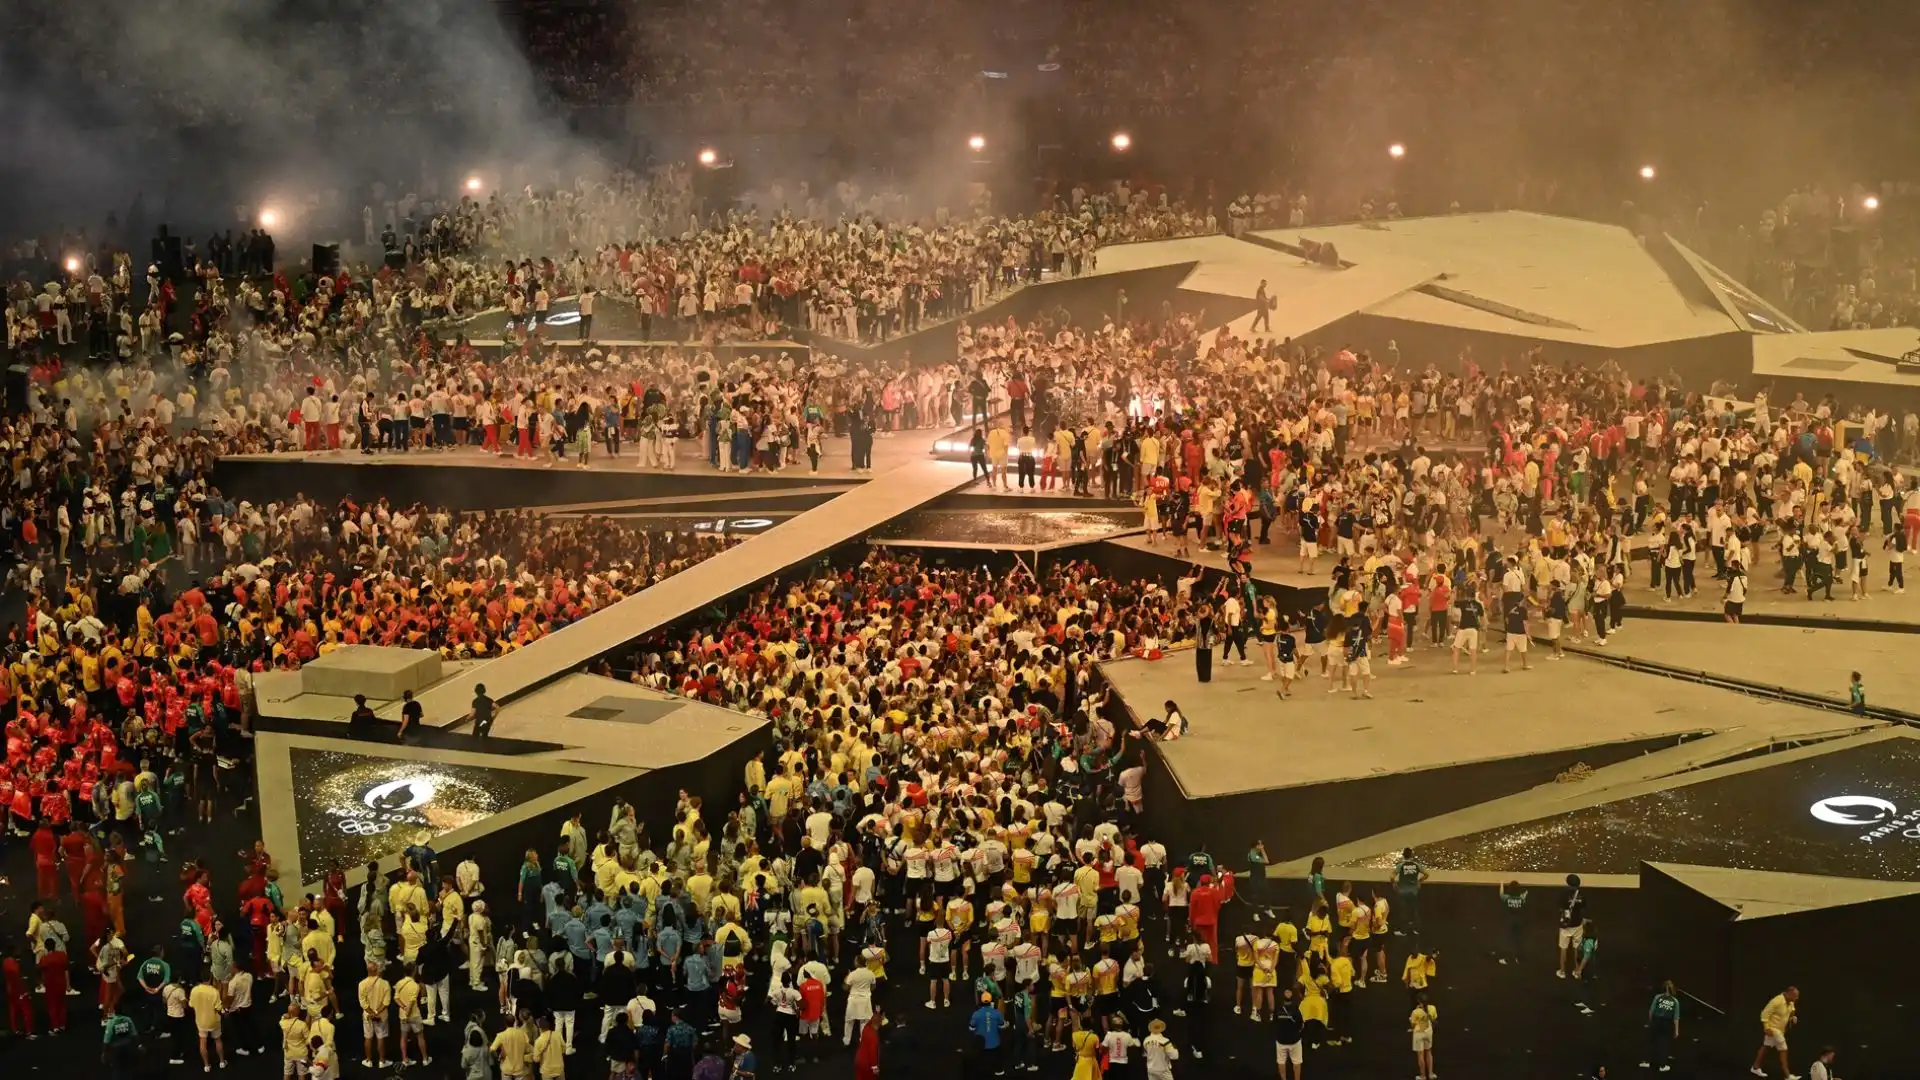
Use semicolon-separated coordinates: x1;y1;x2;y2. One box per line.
337;819;394;836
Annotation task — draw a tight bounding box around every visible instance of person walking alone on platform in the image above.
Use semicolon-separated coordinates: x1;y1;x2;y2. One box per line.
1194;606;1215;683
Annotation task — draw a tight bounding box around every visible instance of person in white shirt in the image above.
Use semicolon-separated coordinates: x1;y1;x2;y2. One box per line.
1144;1018;1181;1080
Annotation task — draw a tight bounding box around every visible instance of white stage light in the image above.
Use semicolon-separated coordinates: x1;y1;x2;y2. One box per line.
259;208;280;228
698;148;719;166
968;135;987;152
1388;143;1406;159
1639;165;1657;180
1110;132;1132;152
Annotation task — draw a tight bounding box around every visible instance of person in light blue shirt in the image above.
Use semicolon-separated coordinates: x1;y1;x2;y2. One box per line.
589;918;614;964
562;909;592;962
585;896;613;930
541;880;566;918
683;944;711;993
547;901;573;938
632;924;654;971
656;921;683;978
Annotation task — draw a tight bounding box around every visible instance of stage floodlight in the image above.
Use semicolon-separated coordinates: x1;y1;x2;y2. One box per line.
1864;195;1881;211
1388;143;1406;159
65;257;79;273
1110;132;1132;152
968;134;987;152
258;208;279;228
1639;165;1657;180
697;148;719;167
466;176;483;193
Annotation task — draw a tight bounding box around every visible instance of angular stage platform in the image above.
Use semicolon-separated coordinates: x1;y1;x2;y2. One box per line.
1099;646;1745;862
213;428;934;510
415;457;977;722
255;730;643;894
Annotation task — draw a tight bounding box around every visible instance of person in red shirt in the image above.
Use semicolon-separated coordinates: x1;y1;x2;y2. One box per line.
30;824;58;899
37;947;67;1033
1188;873;1223;959
797;971;826;1044
2;952;30;1037
60;823;89;896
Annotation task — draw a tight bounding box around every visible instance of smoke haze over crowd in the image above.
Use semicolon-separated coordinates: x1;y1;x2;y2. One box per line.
0;0;606;239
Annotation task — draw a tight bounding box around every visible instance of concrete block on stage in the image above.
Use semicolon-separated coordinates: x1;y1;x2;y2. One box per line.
300;646;443;701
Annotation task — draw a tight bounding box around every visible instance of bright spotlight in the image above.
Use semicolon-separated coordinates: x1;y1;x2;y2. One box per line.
64;257;80;273
1110;132;1132;152
1639;165;1657;181
1388;143;1406;160
697;148;719;167
1864;195;1881;211
258;208;279;228
968;134;987;152
466;176;483;193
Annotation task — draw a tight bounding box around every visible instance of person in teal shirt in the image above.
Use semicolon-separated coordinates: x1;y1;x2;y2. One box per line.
1644;979;1680;1071
1245;841;1271;911
102;1002;140;1079
1572;919;1598;980
1850;671;1866;715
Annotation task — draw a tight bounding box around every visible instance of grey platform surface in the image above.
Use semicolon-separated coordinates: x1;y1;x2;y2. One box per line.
1098;645;1802;800
299;645;443;700
415;458;978;722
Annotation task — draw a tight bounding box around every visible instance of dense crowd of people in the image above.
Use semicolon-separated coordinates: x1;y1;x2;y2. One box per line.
0;294;1884;1080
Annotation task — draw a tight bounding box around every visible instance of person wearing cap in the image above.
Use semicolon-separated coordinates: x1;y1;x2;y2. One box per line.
730;1033;757;1080
967;990;1003;1076
1143;1017;1179;1080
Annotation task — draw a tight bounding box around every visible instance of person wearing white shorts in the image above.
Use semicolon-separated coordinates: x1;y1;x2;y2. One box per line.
1451;627;1480;674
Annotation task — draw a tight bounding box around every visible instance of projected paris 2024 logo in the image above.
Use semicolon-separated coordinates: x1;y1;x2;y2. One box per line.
329;778;439;835
1808;795;1920;841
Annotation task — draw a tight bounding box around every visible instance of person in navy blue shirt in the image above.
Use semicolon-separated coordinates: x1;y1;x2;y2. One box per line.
1343;601;1373;699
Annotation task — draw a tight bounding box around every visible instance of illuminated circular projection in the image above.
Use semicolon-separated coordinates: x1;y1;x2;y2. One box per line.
1808;795;1897;827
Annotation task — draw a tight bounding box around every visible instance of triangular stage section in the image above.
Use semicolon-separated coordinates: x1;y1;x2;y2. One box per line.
1341;730;1920;882
1647;863;1920;920
256;732;642;894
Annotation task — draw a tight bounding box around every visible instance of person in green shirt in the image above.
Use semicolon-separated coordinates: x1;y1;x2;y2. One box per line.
135;779;166;858
1644;979;1681;1071
1245;841;1271;913
102;1001;140;1079
552;844;578;887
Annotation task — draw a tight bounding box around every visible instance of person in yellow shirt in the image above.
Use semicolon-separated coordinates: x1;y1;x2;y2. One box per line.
1297;957;1330;1036
532;1014;567;1079
279;1001;310;1076
493;1008;533;1079
1232;932;1258;1015
302;955;335;1020
1348;897;1372;981
188;973;228;1071
1305;900;1332;959
1368;888;1391;984
397;907;428;963
1251;935;1279;1021
358;961;392;1068
1327;939;1356;1046
1410;991;1438;1080
1402;948;1428;992
395;965;429;1068
1273;907;1300;958
1752;986;1798;1080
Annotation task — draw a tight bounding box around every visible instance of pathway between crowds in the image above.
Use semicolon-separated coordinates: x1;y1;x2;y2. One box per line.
412;458;979;722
